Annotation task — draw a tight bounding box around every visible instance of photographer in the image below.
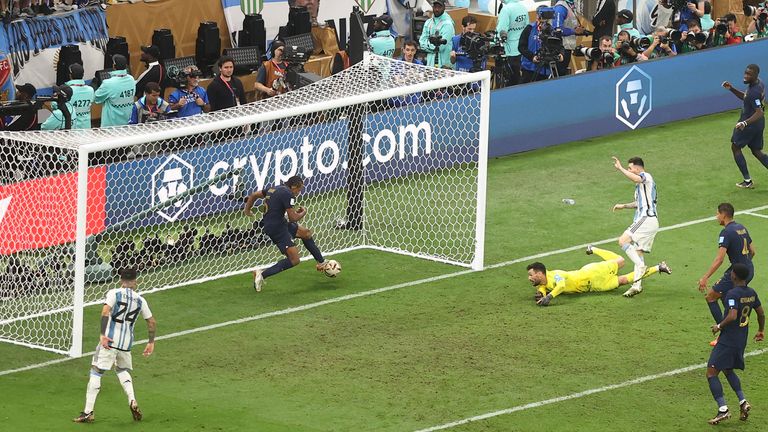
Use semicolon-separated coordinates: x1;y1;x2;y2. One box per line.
1;83;38;131
589;35;618;70
418;0;456;68
168;65;209;118
553;0;587;76
94;55;135;128
496;0;529;87
710;13;743;46
369;14;395;58
255;41;290;99
614;9;641;43
676;0;706;31
451;16;481;72
40;85;73;131
680;19;709;52
745;2;768;39
642;26;678;59
519;7;563;82
615;30;648;65
129;82;171;125
65;63;94;130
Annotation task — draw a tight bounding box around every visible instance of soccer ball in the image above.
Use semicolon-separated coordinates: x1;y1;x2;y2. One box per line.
323;260;341;277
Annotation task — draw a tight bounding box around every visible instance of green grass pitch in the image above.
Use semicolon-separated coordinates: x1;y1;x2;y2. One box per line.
2;109;768;431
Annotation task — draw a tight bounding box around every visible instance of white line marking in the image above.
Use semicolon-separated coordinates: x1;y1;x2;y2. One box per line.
414;348;768;432
2;204;768;378
744;211;768;219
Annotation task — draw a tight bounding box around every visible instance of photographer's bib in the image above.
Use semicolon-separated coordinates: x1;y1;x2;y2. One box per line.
555;0;578;50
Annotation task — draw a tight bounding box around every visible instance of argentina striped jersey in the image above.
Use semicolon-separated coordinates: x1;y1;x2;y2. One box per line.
634;172;657;221
105;288;153;351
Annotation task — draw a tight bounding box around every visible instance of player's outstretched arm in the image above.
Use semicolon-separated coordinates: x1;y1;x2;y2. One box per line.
244;191;265;217
722;81;745;100
143;317;156;357
612;157;643;183
698;247;727;292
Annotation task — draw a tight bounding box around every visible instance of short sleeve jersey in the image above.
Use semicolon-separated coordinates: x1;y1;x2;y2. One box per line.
261;185;295;227
720;286;761;348
741;79;765;123
105;288;152;351
719;221;753;268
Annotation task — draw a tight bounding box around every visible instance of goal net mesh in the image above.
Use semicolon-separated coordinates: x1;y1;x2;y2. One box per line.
0;54;487;355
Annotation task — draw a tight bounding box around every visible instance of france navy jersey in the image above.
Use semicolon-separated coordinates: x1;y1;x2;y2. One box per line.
720;286;761;348
261;185;295;228
633;172;657;221
719;221;753;268
740;79;765;124
105;288;152;351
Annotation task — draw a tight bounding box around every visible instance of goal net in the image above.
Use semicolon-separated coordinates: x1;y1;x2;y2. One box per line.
0;54;489;357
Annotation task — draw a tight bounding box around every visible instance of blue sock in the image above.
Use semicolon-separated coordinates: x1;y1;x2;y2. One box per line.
708;300;724;323
263;258;293;278
724;371;745;402
708;376;727;408
302;238;324;263
734;152;751;180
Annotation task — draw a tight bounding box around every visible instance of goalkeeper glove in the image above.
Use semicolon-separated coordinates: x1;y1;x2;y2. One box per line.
537;293;553;306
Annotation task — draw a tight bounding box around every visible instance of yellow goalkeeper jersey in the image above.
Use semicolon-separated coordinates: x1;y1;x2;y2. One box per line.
536;261;620;298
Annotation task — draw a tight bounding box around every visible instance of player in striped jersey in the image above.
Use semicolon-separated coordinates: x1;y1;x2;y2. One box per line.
73;268;156;424
611;156;660;297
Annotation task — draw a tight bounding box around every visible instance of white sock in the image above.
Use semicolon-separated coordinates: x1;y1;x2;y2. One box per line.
116;369;136;403
84;371;102;413
719;405;729;413
622;243;644;267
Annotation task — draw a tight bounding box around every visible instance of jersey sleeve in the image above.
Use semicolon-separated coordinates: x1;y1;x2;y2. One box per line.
746;86;764;110
140;297;153;320
718;229;730;249
549;273;567;298
724;291;739;312
754;292;762;309
104;289;117;308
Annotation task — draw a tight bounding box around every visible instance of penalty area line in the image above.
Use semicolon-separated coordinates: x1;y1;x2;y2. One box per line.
414;348;768;432
2;204;768;378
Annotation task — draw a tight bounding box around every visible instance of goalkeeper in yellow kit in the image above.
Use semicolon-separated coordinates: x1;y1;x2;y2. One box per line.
527;245;672;306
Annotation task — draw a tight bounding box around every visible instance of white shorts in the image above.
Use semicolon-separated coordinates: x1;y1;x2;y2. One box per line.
91;344;133;371
625;216;659;253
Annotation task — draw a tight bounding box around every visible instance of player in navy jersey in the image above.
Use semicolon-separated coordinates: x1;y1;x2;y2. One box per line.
723;64;766;188
73;268;156;424
705;263;764;425
244;176;330;292
699;203;755;328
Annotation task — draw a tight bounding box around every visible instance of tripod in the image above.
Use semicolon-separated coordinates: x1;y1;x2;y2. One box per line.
535;57;560;80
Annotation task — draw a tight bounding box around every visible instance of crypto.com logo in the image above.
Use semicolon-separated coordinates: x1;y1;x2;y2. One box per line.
615;66;652;130
152;154;194;222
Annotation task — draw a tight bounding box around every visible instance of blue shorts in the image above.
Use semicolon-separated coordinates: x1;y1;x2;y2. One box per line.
732;125;765;150
263;222;298;253
708;342;745;371
713;266;754;294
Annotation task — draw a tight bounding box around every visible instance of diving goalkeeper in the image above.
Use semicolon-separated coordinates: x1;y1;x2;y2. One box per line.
244;176;330;292
527;245;672;306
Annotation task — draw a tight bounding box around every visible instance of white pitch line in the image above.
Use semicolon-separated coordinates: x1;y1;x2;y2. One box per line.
2;204;768;378
744;211;768;219
415;347;768;432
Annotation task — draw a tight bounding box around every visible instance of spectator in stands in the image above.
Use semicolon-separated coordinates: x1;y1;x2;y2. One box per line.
399;41;423;64
451;15;482;73
642;26;677;58
553;0;586;76
65;63;95;129
41;84;74;130
208;55;246;111
255;42;290;99
129;81;170;124
680;19;709;52
135;45;165;97
496;0;528;87
370;14;395;58
2;83;38;131
614;9;640;43
746;4;768;40
519;7;560;83
94;54;135;127
591;0;616;48
419;0;455;68
700;1;715;32
168;65;209;118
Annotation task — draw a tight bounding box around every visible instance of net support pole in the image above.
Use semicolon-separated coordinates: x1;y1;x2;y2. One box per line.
71;148;89;357
473;71;491;271
345;96;365;231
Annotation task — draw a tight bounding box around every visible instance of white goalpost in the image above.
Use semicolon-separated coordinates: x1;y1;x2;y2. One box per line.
0;54;490;357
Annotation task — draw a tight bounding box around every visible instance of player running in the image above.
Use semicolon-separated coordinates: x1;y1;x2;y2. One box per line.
611;156;659;298
705;263;764;425
527;245;671;306
244;176;330;292
73;268;156;423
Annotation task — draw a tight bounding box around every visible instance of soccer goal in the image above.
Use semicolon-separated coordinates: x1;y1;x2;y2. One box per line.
0;54;489;357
